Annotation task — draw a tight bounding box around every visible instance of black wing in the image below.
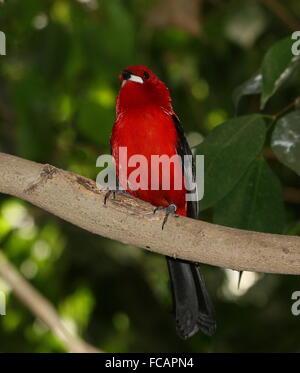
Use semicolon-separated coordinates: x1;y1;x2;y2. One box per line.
171;114;198;219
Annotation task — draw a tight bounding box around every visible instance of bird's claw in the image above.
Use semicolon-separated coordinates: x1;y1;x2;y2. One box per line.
104;189;128;205
104;190;116;205
153;203;177;230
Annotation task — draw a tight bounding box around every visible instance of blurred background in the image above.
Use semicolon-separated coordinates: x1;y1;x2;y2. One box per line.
0;0;300;352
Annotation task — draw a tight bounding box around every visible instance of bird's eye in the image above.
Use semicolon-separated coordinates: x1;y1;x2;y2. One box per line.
143;71;150;80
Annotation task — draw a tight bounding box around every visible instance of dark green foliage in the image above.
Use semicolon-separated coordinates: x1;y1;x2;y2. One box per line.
214;158;285;234
271;110;300;176
261;38;300;108
197;115;266;210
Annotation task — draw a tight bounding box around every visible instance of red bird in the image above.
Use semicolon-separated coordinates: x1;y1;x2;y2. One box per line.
110;65;216;339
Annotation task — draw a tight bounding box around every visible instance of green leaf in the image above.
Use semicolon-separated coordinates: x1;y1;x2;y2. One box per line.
261;37;300;109
196;115;266;211
213;159;284;234
233;73;262;111
271;110;300;176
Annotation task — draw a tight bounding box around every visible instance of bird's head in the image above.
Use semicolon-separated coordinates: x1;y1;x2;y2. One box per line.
117;65;173;114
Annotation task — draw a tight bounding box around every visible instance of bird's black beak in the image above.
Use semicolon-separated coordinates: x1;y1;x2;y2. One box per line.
122;70;132;81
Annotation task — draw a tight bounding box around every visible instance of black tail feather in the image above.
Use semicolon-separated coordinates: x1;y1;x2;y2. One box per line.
167;257;216;339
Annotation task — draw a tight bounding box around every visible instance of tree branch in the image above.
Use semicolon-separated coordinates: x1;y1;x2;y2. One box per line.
0;251;101;353
0;152;300;275
260;0;300;30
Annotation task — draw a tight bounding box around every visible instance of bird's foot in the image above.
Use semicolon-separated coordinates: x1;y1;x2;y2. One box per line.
103;189;126;205
153;203;177;230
